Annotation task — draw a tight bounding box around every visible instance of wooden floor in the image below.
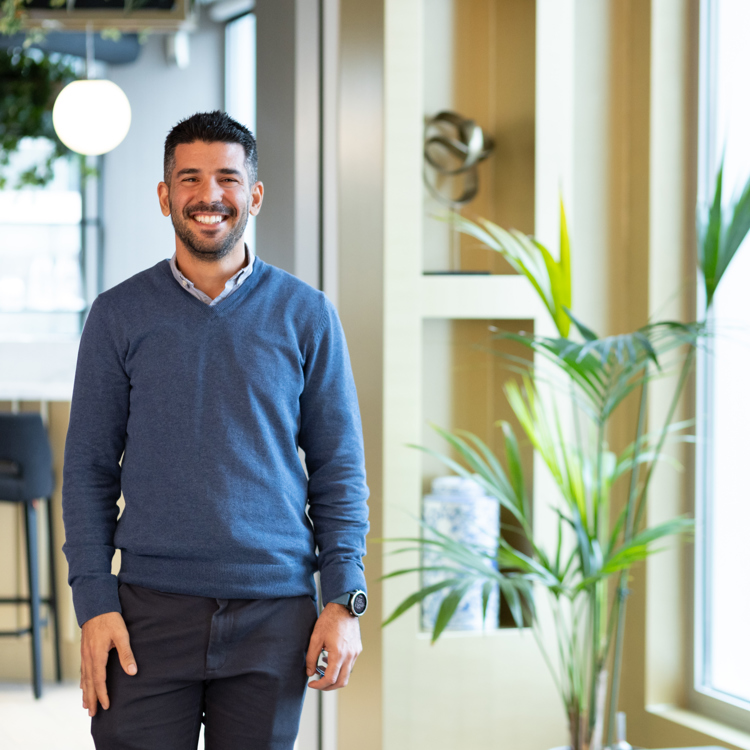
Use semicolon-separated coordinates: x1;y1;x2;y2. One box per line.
0;682;207;750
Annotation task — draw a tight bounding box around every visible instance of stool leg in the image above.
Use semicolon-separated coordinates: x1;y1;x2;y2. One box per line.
46;496;62;683
24;500;43;699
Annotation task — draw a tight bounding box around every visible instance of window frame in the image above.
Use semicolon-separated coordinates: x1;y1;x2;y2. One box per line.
690;0;750;731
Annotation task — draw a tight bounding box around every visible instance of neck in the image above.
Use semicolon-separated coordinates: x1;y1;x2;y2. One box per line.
174;241;248;299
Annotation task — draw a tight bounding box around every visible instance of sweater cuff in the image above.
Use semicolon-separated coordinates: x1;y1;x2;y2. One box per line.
320;563;367;608
71;575;122;627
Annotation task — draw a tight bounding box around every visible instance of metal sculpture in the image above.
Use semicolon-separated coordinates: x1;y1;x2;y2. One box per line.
423;110;494;208
423;111;494;272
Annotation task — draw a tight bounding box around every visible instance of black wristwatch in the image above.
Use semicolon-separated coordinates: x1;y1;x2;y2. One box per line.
330;590;368;617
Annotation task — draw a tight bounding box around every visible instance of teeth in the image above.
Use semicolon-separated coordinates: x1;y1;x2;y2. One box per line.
194;215;224;224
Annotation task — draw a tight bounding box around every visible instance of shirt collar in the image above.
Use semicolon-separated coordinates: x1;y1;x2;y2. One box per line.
169;243;254;289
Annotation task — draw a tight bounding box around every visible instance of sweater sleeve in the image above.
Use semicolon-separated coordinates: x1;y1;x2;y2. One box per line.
62;296;130;627
299;296;370;606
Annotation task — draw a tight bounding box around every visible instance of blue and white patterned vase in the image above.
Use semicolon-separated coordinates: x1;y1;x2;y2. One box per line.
421;476;500;632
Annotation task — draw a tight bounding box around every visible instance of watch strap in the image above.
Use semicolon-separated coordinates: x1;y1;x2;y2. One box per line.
330;592;354;606
329;590;367;616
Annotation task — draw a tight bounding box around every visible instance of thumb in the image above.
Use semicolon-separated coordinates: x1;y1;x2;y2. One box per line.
114;632;138;676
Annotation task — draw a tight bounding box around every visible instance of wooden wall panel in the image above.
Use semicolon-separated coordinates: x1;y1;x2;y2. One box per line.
452;0;536;273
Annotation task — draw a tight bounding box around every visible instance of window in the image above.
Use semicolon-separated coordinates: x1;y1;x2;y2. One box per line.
0;140;96;341
694;0;750;728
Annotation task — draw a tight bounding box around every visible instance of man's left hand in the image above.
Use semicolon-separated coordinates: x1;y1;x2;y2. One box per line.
306;603;362;691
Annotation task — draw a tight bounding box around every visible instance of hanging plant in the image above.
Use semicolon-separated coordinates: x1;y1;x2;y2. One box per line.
0;0;32;38
1;0;166;36
0;47;78;188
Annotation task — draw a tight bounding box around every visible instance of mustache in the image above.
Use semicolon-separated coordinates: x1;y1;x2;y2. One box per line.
184;202;235;217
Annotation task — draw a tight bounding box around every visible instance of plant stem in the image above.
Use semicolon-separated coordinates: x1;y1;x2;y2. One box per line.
606;376;649;745
588;584;601;736
596;416;605;532
590;668;609;750
572;380;584;460
632;347;696;533
607;346;696;745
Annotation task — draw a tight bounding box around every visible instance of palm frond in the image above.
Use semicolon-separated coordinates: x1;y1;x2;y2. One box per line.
698;160;750;309
381;578;464;628
446;203;572;337
577;517;694;589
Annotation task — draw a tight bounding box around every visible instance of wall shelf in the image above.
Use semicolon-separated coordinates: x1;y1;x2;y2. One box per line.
420;273;546;320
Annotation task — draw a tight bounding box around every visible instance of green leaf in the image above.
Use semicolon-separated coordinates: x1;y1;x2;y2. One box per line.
432;580;474;642
718;174;750;291
565;307;598;343
446;205;572;338
500;420;528;515
699;162;723;301
379;566;464;581
500;579;524;628
382;578;462;628
558;198;573;335
481;580;494;622
698;160;750;308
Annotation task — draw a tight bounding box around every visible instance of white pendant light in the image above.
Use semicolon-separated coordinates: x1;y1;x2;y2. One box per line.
52;25;132;156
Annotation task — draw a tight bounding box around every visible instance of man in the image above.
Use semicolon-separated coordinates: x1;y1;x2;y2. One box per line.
62;111;370;750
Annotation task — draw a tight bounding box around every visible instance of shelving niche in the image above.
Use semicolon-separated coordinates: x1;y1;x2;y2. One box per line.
378;1;561;748
422;0;536;274
421;316;536;628
418;0;539;629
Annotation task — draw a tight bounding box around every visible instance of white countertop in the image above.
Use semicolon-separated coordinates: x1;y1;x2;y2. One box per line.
0;340;79;402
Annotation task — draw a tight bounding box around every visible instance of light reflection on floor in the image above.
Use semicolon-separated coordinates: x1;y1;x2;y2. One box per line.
0;682;207;750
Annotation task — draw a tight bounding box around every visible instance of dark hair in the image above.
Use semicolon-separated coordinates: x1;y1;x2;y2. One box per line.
163;111;258;184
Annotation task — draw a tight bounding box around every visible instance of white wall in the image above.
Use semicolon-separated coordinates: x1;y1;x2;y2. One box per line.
102;16;225;290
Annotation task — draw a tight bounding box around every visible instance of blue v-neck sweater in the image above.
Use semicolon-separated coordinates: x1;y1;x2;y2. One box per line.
62;256;370;627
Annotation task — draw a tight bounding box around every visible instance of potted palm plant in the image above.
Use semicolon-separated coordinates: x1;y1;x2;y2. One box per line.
382;164;750;750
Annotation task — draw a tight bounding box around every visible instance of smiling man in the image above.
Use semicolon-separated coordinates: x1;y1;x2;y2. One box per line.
61;111;370;750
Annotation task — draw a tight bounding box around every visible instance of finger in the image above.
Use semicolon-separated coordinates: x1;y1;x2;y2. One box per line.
320;652;343;688
333;661;352;689
114;632;138;676
307;673;335;691
307;655;340;691
92;654;110;712
331;656;355;689
81;655;95;714
83;669;97;716
305;636;323;677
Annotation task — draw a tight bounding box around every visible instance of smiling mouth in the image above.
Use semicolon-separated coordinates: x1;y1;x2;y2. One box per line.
190;213;229;226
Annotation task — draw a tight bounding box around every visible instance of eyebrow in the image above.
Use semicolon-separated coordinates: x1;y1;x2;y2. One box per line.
175;167;244;178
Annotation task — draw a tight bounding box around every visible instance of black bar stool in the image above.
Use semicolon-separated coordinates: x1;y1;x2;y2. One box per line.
0;412;62;698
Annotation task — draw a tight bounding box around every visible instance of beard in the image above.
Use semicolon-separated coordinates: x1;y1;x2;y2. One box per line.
169;199;250;262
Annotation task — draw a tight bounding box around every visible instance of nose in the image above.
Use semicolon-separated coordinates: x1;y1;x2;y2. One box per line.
196;176;225;204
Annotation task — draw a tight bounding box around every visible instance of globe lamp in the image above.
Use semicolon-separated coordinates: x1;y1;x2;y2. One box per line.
53;79;132;156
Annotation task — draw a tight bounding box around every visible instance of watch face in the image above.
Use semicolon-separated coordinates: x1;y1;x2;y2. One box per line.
352;592;367;616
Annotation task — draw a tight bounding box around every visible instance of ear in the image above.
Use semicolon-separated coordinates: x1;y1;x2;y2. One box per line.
249;181;264;217
157;182;171;217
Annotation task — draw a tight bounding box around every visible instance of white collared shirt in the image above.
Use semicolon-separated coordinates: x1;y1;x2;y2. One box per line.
168;244;255;306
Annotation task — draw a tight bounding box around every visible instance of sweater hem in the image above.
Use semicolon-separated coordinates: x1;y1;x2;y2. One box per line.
118;552;318;601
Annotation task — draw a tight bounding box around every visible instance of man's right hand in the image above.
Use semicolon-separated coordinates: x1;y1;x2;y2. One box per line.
80;611;138;717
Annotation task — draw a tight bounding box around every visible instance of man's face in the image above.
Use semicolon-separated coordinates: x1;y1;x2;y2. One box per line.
157;141;263;262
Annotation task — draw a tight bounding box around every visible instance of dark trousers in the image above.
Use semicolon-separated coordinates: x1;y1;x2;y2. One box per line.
92;582;319;750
